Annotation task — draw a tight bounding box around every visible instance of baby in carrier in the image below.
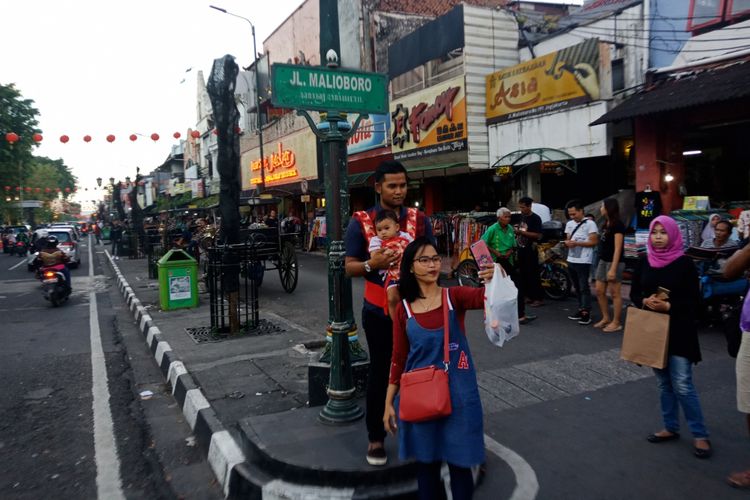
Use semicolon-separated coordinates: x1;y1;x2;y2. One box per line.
368;210;414;319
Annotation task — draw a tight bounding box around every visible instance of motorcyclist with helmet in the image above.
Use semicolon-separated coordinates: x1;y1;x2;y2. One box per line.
38;236;72;291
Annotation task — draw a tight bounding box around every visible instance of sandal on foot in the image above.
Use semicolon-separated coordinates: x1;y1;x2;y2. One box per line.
593;319;610;329
647;431;680;443
727;471;750;488
603;323;623;333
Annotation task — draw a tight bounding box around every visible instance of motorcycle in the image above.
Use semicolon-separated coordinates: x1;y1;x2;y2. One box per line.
15;240;28;257
686;246;748;346
537;221;573;300
39;263;71;307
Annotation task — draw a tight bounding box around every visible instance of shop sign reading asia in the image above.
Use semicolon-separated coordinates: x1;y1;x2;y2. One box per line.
241;129;318;190
485;38;601;124
390;75;467;161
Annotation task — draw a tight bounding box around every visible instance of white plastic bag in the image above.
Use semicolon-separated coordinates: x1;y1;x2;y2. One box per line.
484;264;519;347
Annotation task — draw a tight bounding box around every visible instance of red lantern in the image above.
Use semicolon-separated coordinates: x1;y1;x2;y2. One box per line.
106;134;116;143
15;186;21;191
33;133;43;142
64;187;71;193
25;187;31;192
190;130;200;139
130;134;138;141
35;187;41;193
83;135;92;143
45;187;51;193
60;135;69;143
5;132;19;144
150;133;160;141
4;186;10;191
173;132;181;139
56;188;61;192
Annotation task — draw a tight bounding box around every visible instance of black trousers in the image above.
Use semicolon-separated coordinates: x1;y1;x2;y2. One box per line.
416;461;474;500
518;246;543;301
498;258;525;318
362;306;393;443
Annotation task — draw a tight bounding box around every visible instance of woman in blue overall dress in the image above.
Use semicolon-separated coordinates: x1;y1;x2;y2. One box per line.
384;237;494;499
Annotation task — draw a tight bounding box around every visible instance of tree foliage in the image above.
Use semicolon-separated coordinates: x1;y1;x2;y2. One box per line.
1;83;77;223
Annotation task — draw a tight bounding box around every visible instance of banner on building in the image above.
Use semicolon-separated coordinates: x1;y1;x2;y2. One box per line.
347;113;390;155
241;129;318;190
390;75;467;161
190;179;204;199
486;38;601;125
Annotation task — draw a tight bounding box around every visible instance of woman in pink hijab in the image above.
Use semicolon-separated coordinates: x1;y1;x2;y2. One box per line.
630;216;712;459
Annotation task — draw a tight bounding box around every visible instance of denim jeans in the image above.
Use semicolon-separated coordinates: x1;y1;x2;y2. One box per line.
653;355;709;438
568;262;592;311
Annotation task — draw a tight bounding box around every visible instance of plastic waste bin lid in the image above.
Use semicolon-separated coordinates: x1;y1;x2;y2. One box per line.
157;248;196;265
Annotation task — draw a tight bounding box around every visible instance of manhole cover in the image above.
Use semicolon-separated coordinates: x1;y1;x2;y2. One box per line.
185;319;284;344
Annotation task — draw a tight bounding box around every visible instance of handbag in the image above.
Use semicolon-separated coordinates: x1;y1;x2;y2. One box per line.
398;288;452;423
621;306;670;369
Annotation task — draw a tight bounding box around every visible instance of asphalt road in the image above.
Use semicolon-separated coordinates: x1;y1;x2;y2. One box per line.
0;237;220;500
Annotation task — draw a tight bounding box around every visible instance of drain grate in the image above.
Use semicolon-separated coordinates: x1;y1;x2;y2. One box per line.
185;319;284;344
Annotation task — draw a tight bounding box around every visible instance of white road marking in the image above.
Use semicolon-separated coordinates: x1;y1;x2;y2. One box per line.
87;235;125;499
484;434;539;500
8;258;28;271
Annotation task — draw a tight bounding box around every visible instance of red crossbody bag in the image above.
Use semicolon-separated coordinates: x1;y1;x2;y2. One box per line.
398;288;452;423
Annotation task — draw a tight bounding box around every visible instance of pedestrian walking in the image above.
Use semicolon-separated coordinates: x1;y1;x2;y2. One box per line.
630;215;712;459
564;200;599;325
110;221;122;260
344;160;433;466
384;237;494;500
593;198;626;332
722;241;750;487
516;197;544;307
93;221;102;245
482;208;536;324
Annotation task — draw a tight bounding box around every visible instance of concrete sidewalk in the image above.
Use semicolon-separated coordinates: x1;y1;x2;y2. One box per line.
104;251;419;499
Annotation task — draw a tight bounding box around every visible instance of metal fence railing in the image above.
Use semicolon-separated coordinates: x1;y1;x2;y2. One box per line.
206;242;262;334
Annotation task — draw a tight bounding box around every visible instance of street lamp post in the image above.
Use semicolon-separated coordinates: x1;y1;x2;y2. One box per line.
209;5;266;194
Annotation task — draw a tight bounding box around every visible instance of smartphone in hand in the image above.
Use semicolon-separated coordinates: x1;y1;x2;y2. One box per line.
470;240;494;269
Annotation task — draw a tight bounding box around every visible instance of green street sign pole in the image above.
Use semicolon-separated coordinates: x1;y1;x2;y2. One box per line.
316;0;362;425
272;0;387;425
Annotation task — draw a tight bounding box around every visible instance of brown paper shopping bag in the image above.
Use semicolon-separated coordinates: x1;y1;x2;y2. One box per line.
620;307;670;369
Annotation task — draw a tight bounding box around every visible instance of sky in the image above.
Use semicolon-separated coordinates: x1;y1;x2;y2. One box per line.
2;0;305;207
2;0;581;210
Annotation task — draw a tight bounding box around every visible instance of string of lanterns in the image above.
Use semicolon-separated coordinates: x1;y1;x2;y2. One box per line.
4;186;75;195
4;128;243;145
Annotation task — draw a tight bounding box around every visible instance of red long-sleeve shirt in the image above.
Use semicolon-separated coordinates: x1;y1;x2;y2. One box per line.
389;286;485;385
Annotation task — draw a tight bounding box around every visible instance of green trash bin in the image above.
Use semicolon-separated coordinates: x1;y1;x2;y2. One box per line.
157;249;199;310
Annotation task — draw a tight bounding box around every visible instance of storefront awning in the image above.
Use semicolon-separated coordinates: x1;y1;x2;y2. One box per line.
348;172;373;187
591;59;750;125
406;163;469;179
491;148;577;176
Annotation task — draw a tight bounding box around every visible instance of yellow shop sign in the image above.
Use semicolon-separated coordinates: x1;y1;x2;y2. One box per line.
486;38;601;124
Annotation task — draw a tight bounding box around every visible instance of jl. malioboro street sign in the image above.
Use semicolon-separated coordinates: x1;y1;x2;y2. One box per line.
271;63;388;115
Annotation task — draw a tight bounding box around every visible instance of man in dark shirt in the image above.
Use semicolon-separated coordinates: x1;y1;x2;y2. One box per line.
516;197;544;307
344;160;433;466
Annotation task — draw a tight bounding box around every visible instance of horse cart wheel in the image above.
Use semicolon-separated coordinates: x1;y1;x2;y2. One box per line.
278;241;298;293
